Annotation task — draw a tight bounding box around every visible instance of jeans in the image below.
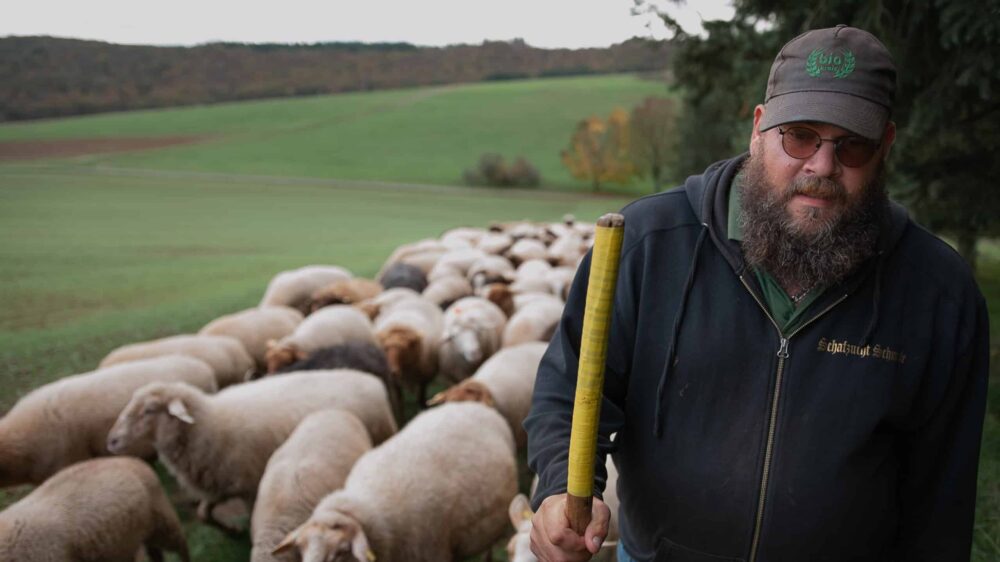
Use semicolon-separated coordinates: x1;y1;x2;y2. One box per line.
617;541;638;562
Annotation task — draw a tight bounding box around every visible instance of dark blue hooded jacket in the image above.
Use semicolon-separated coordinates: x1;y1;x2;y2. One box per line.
525;155;989;562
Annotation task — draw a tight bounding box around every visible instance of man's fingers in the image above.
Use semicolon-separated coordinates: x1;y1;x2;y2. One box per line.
583;497;611;554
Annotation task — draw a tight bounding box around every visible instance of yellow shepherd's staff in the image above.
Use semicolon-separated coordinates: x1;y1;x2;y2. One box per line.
565;213;625;535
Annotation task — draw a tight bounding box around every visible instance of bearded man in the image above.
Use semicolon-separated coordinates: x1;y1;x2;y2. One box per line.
525;25;988;562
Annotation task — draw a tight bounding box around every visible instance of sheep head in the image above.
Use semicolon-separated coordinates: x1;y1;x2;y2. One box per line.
376;327;421;379
427;380;495;408
506;494;536;562
273;514;373;562
108;383;195;455
266;341;306;374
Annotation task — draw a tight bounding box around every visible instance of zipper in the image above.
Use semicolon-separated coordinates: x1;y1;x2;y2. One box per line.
740;274;848;562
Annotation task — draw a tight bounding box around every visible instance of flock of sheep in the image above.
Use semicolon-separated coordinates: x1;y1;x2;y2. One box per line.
0;216;622;562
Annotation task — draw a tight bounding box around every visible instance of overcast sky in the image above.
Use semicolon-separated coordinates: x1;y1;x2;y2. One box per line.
1;0;734;49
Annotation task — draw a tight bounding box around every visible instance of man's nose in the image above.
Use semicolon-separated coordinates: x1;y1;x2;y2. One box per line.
802;140;840;178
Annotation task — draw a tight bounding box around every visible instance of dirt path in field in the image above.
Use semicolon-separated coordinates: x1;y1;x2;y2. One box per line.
0;136;205;161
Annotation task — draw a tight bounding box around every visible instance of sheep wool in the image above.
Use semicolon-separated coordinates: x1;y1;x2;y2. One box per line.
100;333;254;388
266;304;376;373
275;402;517;562
259;265;353;314
438;296;507;383
0;457;189;562
199;305;304;374
251;409;373;562
0;355;216;487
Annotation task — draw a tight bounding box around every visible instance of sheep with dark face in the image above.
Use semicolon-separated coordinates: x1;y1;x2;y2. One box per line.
274;402;517;562
265;305;376;373
107;370;397;528
429;342;546;448
0;457;190;562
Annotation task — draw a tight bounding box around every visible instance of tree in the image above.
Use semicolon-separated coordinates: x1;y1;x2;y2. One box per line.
629;96;679;192
561;108;637;191
640;0;1000;271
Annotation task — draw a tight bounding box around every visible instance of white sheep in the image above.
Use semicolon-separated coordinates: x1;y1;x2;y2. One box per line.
251;409;373;562
259;265;353;314
0;355;216;487
107;369;397;527
429;341;546;448
507;458;620;562
355;287;421;319
440;226;487;248
373;294;443;408
377;239;448;278
421;274;473;309
309;278;383;312
274;402;517;562
438;296;507;383
199;305;304;375
427;247;487;282
99;333;254;388
467;254;516;289
506;238;549;266
546;231;589;267
502;296;565;348
266;305;376;373
476;231;514;255
0;457;189;562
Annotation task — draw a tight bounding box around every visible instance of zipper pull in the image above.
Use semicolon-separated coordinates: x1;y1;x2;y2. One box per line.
777;338;790;358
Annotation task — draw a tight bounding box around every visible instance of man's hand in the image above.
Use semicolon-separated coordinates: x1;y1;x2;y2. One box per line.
530;493;610;562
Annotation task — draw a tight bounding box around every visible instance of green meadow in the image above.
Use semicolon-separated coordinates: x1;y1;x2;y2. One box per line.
0;73;996;561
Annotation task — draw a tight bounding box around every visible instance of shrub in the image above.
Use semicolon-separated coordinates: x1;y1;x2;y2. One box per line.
463;153;540;188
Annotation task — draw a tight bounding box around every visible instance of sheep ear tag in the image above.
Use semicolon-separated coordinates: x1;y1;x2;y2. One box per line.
352;528;374;562
167;399;195;424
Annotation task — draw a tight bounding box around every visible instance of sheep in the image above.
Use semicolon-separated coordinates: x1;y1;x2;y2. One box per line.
377;239;448;279
378;261;429;293
251;409;373;562
428;341;546;448
107;369;397;527
512;291;564;313
373;295;444;409
0;355;216;487
355;286;421;320
260;265;353;314
440;226;487;248
476;231;514;255
0;457;189;562
421;274;473;310
266;305;376;373
546;266;577;301
479;282;516;317
438;296;507;383
309;278;383;312
506;458;620;562
546;231;589;267
199;305;304;375
502;296;565;348
273;402;517;562
467;254;516;289
99;333;255;388
276;341;401;424
506;238;548;266
427;247;487;282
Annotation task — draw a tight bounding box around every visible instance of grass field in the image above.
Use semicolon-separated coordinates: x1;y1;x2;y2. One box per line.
0;73;996;561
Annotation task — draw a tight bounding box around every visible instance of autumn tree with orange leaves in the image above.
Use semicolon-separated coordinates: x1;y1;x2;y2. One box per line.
561;108;636;191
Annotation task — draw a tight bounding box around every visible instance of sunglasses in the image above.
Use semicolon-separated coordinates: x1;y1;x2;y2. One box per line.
777;126;881;168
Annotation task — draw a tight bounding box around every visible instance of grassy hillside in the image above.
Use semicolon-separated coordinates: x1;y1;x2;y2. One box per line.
0;74;673;192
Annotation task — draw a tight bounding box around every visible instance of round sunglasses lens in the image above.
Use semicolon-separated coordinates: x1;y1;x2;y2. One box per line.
782;128;819;159
836;137;878;167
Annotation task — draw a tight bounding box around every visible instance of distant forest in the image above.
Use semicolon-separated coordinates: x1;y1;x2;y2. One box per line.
0;36;672;121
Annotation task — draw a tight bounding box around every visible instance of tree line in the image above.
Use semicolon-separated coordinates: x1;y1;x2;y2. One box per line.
0;36;671;122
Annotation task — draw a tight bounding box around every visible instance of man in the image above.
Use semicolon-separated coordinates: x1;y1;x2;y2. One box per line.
525;25;989;562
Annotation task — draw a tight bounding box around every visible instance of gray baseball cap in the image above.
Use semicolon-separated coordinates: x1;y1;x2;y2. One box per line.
758;25;896;140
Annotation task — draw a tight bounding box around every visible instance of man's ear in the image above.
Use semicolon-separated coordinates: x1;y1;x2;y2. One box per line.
881;121;897;161
751;104;767;145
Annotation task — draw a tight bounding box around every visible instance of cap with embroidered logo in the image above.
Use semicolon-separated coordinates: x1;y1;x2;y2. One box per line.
758;24;896;140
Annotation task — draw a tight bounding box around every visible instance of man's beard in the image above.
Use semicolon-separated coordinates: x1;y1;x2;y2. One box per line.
739;147;889;293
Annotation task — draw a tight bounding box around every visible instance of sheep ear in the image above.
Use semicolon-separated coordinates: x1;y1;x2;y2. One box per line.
351;527;374;562
508;494;533;527
426;389;448;406
271;527;299;556
167;399;194;424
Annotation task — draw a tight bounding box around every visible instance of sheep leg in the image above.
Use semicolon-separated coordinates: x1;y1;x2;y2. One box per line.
388;379;405;425
149;489;191;562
